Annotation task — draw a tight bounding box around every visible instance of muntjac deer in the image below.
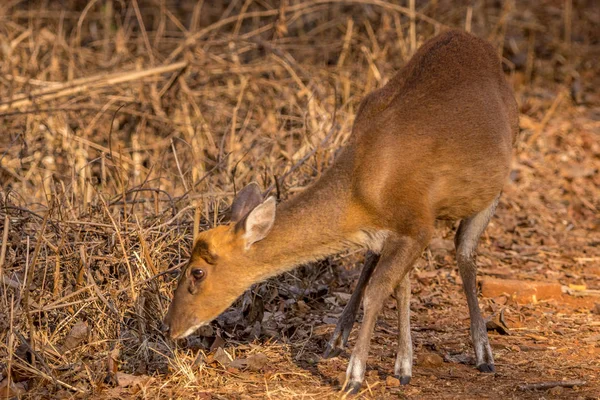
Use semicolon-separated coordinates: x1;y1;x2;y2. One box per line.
163;30;519;393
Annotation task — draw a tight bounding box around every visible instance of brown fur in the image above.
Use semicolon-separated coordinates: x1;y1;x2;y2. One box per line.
163;30;518;390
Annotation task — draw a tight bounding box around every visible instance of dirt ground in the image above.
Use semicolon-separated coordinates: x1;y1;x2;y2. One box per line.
0;0;599;399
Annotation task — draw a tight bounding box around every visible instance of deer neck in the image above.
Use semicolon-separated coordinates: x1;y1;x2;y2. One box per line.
250;152;367;279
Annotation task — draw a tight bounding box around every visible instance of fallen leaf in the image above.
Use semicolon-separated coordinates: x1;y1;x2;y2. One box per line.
210;336;225;352
486;312;510;335
324;296;337;305
115;372;152;388
229;358;247;369
246;353;268;371
333;292;352;305
213;347;232;367
230;353;269;371
62;321;89;351
0;379;27;397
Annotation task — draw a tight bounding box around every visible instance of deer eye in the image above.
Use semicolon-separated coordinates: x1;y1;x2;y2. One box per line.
191;268;206;281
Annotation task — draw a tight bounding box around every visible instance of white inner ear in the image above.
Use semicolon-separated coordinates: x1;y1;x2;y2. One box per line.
243;197;276;249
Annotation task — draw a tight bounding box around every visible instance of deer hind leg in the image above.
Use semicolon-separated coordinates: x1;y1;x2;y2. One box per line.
394;274;412;385
454;195;500;373
344;231;430;394
324;251;380;358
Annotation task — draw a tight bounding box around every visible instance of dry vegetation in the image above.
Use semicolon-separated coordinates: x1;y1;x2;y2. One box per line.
0;0;599;399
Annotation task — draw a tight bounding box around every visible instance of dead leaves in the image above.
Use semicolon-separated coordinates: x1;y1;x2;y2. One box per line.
0;380;27;398
213;347;233;368
115;372;154;388
486;310;511;335
200;346;270;372
61;321;89;352
229;353;269;371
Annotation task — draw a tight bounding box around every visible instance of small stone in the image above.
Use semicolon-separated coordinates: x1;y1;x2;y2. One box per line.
418;353;444;367
386;376;401;387
549;386;564;396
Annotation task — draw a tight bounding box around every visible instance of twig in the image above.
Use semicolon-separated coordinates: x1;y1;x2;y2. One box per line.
264;85;338;195
527;91;566;146
337;17;354;68
518;380;586;391
22;209;51;349
113;260;187;295
164;0;445;64
96;191;136;300
10;352;85;393
0;213;10;277
0;61;187;111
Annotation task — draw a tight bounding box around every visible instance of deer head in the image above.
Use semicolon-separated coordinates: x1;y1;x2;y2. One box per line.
163;183;276;339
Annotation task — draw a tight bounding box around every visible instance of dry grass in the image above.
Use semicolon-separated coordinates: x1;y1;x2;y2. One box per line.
0;0;599;399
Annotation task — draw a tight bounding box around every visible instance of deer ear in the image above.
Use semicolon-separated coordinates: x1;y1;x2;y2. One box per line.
240;196;276;249
231;182;263;223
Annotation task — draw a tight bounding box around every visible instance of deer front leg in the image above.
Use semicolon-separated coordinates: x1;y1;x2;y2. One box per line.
344;232;429;394
324;252;380;358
